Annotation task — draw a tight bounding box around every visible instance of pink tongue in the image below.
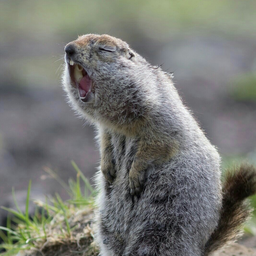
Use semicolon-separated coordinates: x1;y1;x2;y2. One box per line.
79;75;91;97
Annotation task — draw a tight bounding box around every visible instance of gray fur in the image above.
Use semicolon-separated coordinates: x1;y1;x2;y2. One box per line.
61;34;251;256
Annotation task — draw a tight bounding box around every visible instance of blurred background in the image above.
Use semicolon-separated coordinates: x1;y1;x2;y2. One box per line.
0;0;256;226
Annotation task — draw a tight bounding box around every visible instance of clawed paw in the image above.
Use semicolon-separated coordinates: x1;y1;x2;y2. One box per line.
128;170;146;196
102;164;116;184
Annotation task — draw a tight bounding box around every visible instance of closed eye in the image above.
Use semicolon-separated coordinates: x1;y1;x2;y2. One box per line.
99;45;116;52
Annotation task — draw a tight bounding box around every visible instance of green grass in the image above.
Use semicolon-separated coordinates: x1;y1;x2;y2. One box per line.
0;180;50;255
1;158;256;255
0;163;96;256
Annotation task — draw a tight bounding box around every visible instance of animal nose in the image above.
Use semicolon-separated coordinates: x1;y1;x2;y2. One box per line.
64;43;76;56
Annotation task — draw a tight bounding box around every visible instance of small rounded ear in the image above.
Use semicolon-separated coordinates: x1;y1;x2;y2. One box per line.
128;50;135;59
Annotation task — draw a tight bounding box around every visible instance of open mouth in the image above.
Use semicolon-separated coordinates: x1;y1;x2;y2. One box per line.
68;60;94;102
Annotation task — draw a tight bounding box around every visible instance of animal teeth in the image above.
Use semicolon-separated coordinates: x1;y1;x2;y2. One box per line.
74;64;83;82
70;60;74;66
77;65;83;71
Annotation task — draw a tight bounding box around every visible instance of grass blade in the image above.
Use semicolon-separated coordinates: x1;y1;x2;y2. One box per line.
25;180;32;222
71;161;94;193
0;227;19;237
11;188;22;214
55;194;71;237
1;207;27;223
44;167;72;196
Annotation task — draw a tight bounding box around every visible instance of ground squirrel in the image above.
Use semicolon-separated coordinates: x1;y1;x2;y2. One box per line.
62;34;256;256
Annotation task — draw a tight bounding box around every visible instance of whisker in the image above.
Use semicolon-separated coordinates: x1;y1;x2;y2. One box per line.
53;55;65;63
56;63;64;76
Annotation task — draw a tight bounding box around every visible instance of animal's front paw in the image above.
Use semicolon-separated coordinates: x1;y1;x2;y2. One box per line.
128;169;146;196
102;162;116;184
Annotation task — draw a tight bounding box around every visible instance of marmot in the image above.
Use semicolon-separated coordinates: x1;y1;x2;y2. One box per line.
62;34;256;256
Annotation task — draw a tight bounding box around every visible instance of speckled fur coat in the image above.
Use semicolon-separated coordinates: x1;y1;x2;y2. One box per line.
62;34;256;256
